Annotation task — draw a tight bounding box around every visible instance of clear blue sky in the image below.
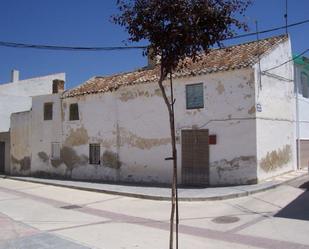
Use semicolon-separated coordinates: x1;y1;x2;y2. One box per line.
0;0;308;89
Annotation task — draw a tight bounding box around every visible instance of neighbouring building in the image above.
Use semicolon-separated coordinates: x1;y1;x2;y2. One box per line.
10;35;297;186
0;71;65;174
294;55;309;168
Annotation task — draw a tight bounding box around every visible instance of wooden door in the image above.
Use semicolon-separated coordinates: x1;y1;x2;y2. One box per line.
0;142;5;173
181;130;209;186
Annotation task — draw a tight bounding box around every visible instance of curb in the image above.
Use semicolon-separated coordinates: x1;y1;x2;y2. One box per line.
3;172;307;202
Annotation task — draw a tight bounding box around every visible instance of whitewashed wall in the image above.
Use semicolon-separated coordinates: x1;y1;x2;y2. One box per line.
294;65;309;139
0;73;65;132
22;68;257;185
10;39;295;185
254;38;296;180
30;94;66;177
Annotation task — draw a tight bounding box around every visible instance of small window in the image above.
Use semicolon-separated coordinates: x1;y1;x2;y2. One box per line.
69;103;79;121
51;142;60;159
301;72;309;98
44;103;53;120
89;144;100;165
186;83;204;109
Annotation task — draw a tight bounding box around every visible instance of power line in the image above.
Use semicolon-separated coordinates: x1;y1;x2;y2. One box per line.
0;41;146;51
0;19;308;51
263;48;309;72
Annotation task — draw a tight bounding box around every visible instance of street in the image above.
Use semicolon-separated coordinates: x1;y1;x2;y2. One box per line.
0;176;308;249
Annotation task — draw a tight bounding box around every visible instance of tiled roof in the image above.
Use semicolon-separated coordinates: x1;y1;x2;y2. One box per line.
63;35;288;98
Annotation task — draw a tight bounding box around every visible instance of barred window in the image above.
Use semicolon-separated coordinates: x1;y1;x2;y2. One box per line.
89;144;100;165
186;83;204;109
51;142;60;159
44;103;53;120
69;103;79;121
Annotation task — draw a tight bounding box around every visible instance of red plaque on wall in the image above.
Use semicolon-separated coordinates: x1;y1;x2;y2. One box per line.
209;135;217;145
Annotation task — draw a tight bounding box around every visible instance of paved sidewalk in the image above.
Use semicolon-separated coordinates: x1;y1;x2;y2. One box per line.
1;169;307;201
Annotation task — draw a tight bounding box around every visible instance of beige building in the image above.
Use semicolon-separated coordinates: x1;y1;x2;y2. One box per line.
9;35;297;186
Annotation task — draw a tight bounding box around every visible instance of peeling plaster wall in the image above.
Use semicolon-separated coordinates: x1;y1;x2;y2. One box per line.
10;111;31;175
254;38;296;180
42;68;257;185
30;94;67;177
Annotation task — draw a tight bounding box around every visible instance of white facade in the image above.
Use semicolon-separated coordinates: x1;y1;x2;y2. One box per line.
9;37;297;186
294;56;309;168
0;71;65;173
0;72;65;132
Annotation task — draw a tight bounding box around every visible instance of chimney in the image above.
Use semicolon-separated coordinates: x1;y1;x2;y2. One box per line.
11;69;19;82
147;47;160;68
52;79;65;94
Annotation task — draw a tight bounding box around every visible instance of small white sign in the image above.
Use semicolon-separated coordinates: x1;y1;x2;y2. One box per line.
256;103;262;112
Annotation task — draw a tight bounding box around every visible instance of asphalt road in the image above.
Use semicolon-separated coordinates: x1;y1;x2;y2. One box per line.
0;176;308;249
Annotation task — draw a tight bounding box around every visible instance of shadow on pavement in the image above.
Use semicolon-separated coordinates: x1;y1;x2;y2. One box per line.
275;180;309;221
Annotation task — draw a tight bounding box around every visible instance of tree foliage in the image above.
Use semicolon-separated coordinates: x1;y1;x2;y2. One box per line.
112;1;251;248
113;0;251;76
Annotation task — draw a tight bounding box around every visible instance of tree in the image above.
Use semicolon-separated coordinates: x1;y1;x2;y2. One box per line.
113;1;251;248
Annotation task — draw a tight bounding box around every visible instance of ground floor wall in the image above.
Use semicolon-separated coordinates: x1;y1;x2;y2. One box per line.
0;132;10;174
22;119;257;186
256;119;296;181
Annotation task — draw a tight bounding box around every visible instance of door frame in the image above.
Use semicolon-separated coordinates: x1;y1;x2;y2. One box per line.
181;129;209;186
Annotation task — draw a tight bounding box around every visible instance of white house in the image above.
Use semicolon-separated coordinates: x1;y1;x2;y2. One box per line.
9;35;297;186
0;71;65;174
294;55;309;168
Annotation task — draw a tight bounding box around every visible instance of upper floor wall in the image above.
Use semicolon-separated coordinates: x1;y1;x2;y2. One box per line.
0;72;65;132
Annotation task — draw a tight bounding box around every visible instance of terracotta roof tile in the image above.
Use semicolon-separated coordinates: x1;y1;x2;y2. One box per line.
63;35;288;98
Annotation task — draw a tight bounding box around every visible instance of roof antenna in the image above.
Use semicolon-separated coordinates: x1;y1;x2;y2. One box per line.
284;0;288;34
255;20;262;91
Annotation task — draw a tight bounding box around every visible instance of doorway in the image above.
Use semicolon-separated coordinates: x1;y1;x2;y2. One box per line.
181;130;209;186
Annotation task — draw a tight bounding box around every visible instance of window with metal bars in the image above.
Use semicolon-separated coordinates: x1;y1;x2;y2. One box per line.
44;103;53;120
89;144;100;165
186;83;204;109
51;142;60;159
69;103;79;121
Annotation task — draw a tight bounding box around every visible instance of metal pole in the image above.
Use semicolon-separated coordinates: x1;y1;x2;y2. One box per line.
284;0;288;34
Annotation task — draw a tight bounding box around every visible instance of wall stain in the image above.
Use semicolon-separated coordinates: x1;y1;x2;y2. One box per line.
248;105;256;115
11;156;31;171
60;146;88;172
38;152;49;163
119;88;162;102
260;145;292;172
247;72;255;88
238;83;244;89
113;127;171;150
243;94;252;99
101;150;121;169
50;158;63;168
211;156;256;179
216;81;225;95
65;126;89;146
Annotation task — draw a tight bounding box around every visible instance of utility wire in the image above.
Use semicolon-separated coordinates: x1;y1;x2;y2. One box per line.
0;19;309;51
263;48;309;72
225;19;309;41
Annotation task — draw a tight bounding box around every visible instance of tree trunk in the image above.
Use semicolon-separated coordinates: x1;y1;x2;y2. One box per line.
157;65;178;249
